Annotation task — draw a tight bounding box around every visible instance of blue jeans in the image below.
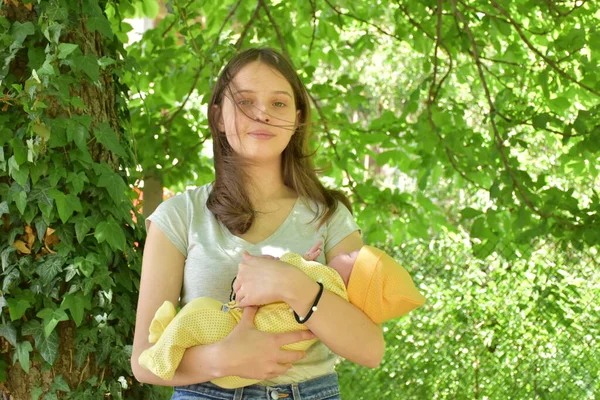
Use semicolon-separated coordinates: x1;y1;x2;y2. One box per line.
171;373;341;400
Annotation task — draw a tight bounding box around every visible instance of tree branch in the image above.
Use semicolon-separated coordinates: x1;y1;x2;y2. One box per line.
308;92;365;204
308;0;318;58
236;1;261;49
212;0;244;51
451;0;574;226
259;0;289;59
490;0;600;97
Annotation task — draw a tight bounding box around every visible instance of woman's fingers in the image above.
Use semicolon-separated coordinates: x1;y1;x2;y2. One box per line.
277;350;307;364
275;330;316;347
240;306;258;326
268;363;292;378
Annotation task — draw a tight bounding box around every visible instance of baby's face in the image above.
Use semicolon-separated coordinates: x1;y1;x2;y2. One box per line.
328;250;360;270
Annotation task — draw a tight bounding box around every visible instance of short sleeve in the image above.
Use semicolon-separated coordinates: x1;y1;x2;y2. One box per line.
145;193;189;257
324;201;361;253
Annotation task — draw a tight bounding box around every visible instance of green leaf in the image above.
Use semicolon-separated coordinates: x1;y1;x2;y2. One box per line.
48;189;82;223
73;55;100;81
51;375;71;392
33;123;51;140
94;163;127;205
66;119;90;151
57;43;78;59
36;255;65;286
74;216;93;243
532;113;550;130
0;321;17;347
548;97;570;114
22;320;59;365
0;201;8;216
14;341;33;373
61;293;92;327
31;387;43;400
36;308;69;337
94;220;126;251
461;207;483;219
86;16;114;39
10;21;35;45
66;172;88;195
14;190;27;214
94;123;127;157
6;298;32;321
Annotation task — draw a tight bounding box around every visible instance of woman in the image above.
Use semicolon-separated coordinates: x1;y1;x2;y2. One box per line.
131;48;384;400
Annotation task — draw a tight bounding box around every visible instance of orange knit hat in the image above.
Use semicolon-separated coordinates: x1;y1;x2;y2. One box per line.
346;246;426;324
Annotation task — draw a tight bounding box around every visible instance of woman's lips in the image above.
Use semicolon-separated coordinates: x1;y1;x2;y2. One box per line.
248;131;275;140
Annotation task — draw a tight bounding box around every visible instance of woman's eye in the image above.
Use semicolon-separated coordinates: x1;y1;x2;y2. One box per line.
237;99;252;105
273;101;286;107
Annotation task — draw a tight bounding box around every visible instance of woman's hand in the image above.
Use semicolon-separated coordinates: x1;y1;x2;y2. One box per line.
234;252;308;307
215;307;315;380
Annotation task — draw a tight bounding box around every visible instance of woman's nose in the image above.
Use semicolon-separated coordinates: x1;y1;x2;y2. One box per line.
253;104;270;123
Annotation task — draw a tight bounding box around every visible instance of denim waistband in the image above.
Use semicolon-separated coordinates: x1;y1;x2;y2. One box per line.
172;373;340;400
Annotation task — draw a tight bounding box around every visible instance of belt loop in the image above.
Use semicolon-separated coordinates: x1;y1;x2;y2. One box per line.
233;386;243;400
291;383;301;400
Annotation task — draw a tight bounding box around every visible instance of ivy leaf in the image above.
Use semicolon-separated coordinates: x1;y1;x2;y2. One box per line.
36;255;65;286
31;387;43;400
14;190;27;214
36;308;69;337
94;163;127;205
22;320;59;365
32;123;51;140
94;123;127;158
48;189;82;223
57;43;78;59
51;375;71;392
46;3;69;21
66;119;90;151
0;201;8;216
10;21;34;45
94;220;126;251
0;320;17;347
66;171;88;195
73;55;99;81
74;216;94;243
60;292;92;327
86;16;113;39
14;341;33;373
6;298;32;321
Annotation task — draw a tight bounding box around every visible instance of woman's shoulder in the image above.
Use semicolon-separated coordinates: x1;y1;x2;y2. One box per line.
163;182;212;205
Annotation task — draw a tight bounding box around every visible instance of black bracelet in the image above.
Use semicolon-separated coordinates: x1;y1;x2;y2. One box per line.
294;282;324;324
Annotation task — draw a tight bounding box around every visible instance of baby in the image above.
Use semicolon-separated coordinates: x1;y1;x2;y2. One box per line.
139;244;426;388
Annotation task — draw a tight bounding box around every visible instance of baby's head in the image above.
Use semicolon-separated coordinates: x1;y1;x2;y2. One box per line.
327;249;362;287
328;249;361;270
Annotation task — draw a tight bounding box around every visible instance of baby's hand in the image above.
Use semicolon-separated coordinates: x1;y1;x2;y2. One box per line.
303;240;323;261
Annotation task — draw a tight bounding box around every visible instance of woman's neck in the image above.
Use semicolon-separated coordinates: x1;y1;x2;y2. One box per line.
243;162;292;204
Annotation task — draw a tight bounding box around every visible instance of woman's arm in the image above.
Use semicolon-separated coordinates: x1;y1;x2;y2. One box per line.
285;231;385;368
131;222;223;385
235;231;385;368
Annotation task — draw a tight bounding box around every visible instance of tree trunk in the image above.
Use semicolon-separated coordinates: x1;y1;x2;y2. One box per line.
1;1;149;398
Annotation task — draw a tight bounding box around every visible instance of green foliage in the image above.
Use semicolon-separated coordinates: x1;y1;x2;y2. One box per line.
0;0;154;397
337;237;599;399
1;0;598;398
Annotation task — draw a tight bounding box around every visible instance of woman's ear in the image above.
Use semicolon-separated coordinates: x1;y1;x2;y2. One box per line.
212;104;225;132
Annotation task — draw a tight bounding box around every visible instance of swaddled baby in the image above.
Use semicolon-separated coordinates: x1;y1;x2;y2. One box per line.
139;245;426;388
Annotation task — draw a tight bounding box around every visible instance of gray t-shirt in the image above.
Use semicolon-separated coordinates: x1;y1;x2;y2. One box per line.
145;183;360;385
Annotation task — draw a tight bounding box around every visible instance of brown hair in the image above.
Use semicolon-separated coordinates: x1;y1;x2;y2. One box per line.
206;48;351;234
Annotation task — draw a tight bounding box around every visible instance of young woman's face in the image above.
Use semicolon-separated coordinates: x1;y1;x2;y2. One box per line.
217;61;300;162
